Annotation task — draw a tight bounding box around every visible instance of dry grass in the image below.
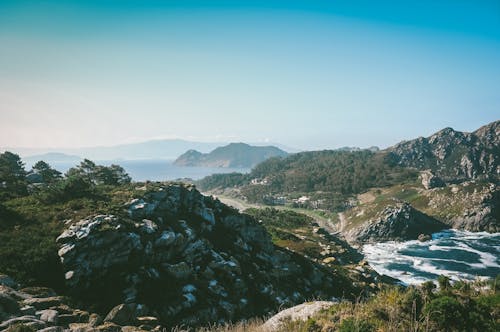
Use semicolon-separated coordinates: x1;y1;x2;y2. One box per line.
171;318;266;332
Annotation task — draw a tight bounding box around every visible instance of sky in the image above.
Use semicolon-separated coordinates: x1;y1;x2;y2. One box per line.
0;0;499;151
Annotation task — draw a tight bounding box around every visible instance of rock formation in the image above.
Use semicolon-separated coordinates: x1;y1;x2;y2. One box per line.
387;120;499;182
55;183;352;327
261;301;337;331
424;181;500;232
344;202;447;244
420;171;445;190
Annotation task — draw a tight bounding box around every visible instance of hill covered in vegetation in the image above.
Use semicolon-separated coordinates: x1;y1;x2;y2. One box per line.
197;149;418;211
174;143;288;168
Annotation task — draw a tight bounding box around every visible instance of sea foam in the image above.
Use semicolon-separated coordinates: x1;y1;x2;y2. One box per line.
362;229;500;285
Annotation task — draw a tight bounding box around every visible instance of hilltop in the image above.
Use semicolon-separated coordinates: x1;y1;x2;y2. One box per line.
387;120;499;182
174;143;288;168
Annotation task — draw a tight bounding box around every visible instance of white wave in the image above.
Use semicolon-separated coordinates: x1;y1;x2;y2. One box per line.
362;229;500;285
415;260;478;282
454;242;500;268
428;244;452;251
428;257;484;269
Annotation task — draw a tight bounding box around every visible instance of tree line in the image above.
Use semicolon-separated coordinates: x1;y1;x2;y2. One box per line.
0;151;131;202
197;150;418;209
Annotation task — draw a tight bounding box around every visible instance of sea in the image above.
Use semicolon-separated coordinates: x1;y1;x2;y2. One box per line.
363;230;500;285
36;159;251;182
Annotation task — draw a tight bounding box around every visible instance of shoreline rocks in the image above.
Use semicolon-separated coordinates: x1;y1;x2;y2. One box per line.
345;202;447;244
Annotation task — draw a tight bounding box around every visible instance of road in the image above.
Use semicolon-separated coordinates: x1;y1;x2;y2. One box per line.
207;193;340;235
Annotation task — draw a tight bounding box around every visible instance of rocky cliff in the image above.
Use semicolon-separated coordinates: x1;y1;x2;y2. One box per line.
422;181;500;232
387;120;499;182
174;143;288;168
55;183;356;328
343;201;447;244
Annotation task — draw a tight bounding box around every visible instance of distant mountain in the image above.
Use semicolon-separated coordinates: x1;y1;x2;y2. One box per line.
72;139;226;160
23;152;82;167
174;143;288;168
5;139;298;161
4;140;225;161
386;120;499;182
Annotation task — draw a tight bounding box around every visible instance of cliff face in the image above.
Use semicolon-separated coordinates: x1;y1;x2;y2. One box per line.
387;120;499;182
341;179;500;243
56;183;353;327
422;181;500;233
343;202;447;244
174;143;288;168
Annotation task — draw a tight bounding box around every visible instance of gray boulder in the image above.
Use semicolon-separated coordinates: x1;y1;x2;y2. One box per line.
421;171;445;189
104;304;138;326
0;315;46;330
262;301;337;331
37;309;59;324
23;296;64;310
88;313;103;327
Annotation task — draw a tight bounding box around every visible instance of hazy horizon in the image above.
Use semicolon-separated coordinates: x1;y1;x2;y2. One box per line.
1;117;498;157
1;0;499;151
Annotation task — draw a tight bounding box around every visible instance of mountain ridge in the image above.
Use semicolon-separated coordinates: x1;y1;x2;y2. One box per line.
387;120;499;182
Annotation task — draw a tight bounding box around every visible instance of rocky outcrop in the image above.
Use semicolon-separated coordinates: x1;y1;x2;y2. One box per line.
56;183;348;327
387;120;499;182
0;275;168;331
345;202;447;244
261;301;337;331
173;143;288;168
424;181;500;232
420;171;445;190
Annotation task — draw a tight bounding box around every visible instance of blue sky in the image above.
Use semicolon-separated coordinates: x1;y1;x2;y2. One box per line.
0;0;499;150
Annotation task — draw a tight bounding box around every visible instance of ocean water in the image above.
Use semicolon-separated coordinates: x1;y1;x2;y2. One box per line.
38;160;250;182
363;230;500;285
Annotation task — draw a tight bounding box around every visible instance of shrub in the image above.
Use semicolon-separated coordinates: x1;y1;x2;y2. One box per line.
423;296;465;331
437;275;451;292
339;318;374;332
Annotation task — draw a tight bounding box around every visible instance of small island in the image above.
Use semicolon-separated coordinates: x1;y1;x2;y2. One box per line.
173;142;288;168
